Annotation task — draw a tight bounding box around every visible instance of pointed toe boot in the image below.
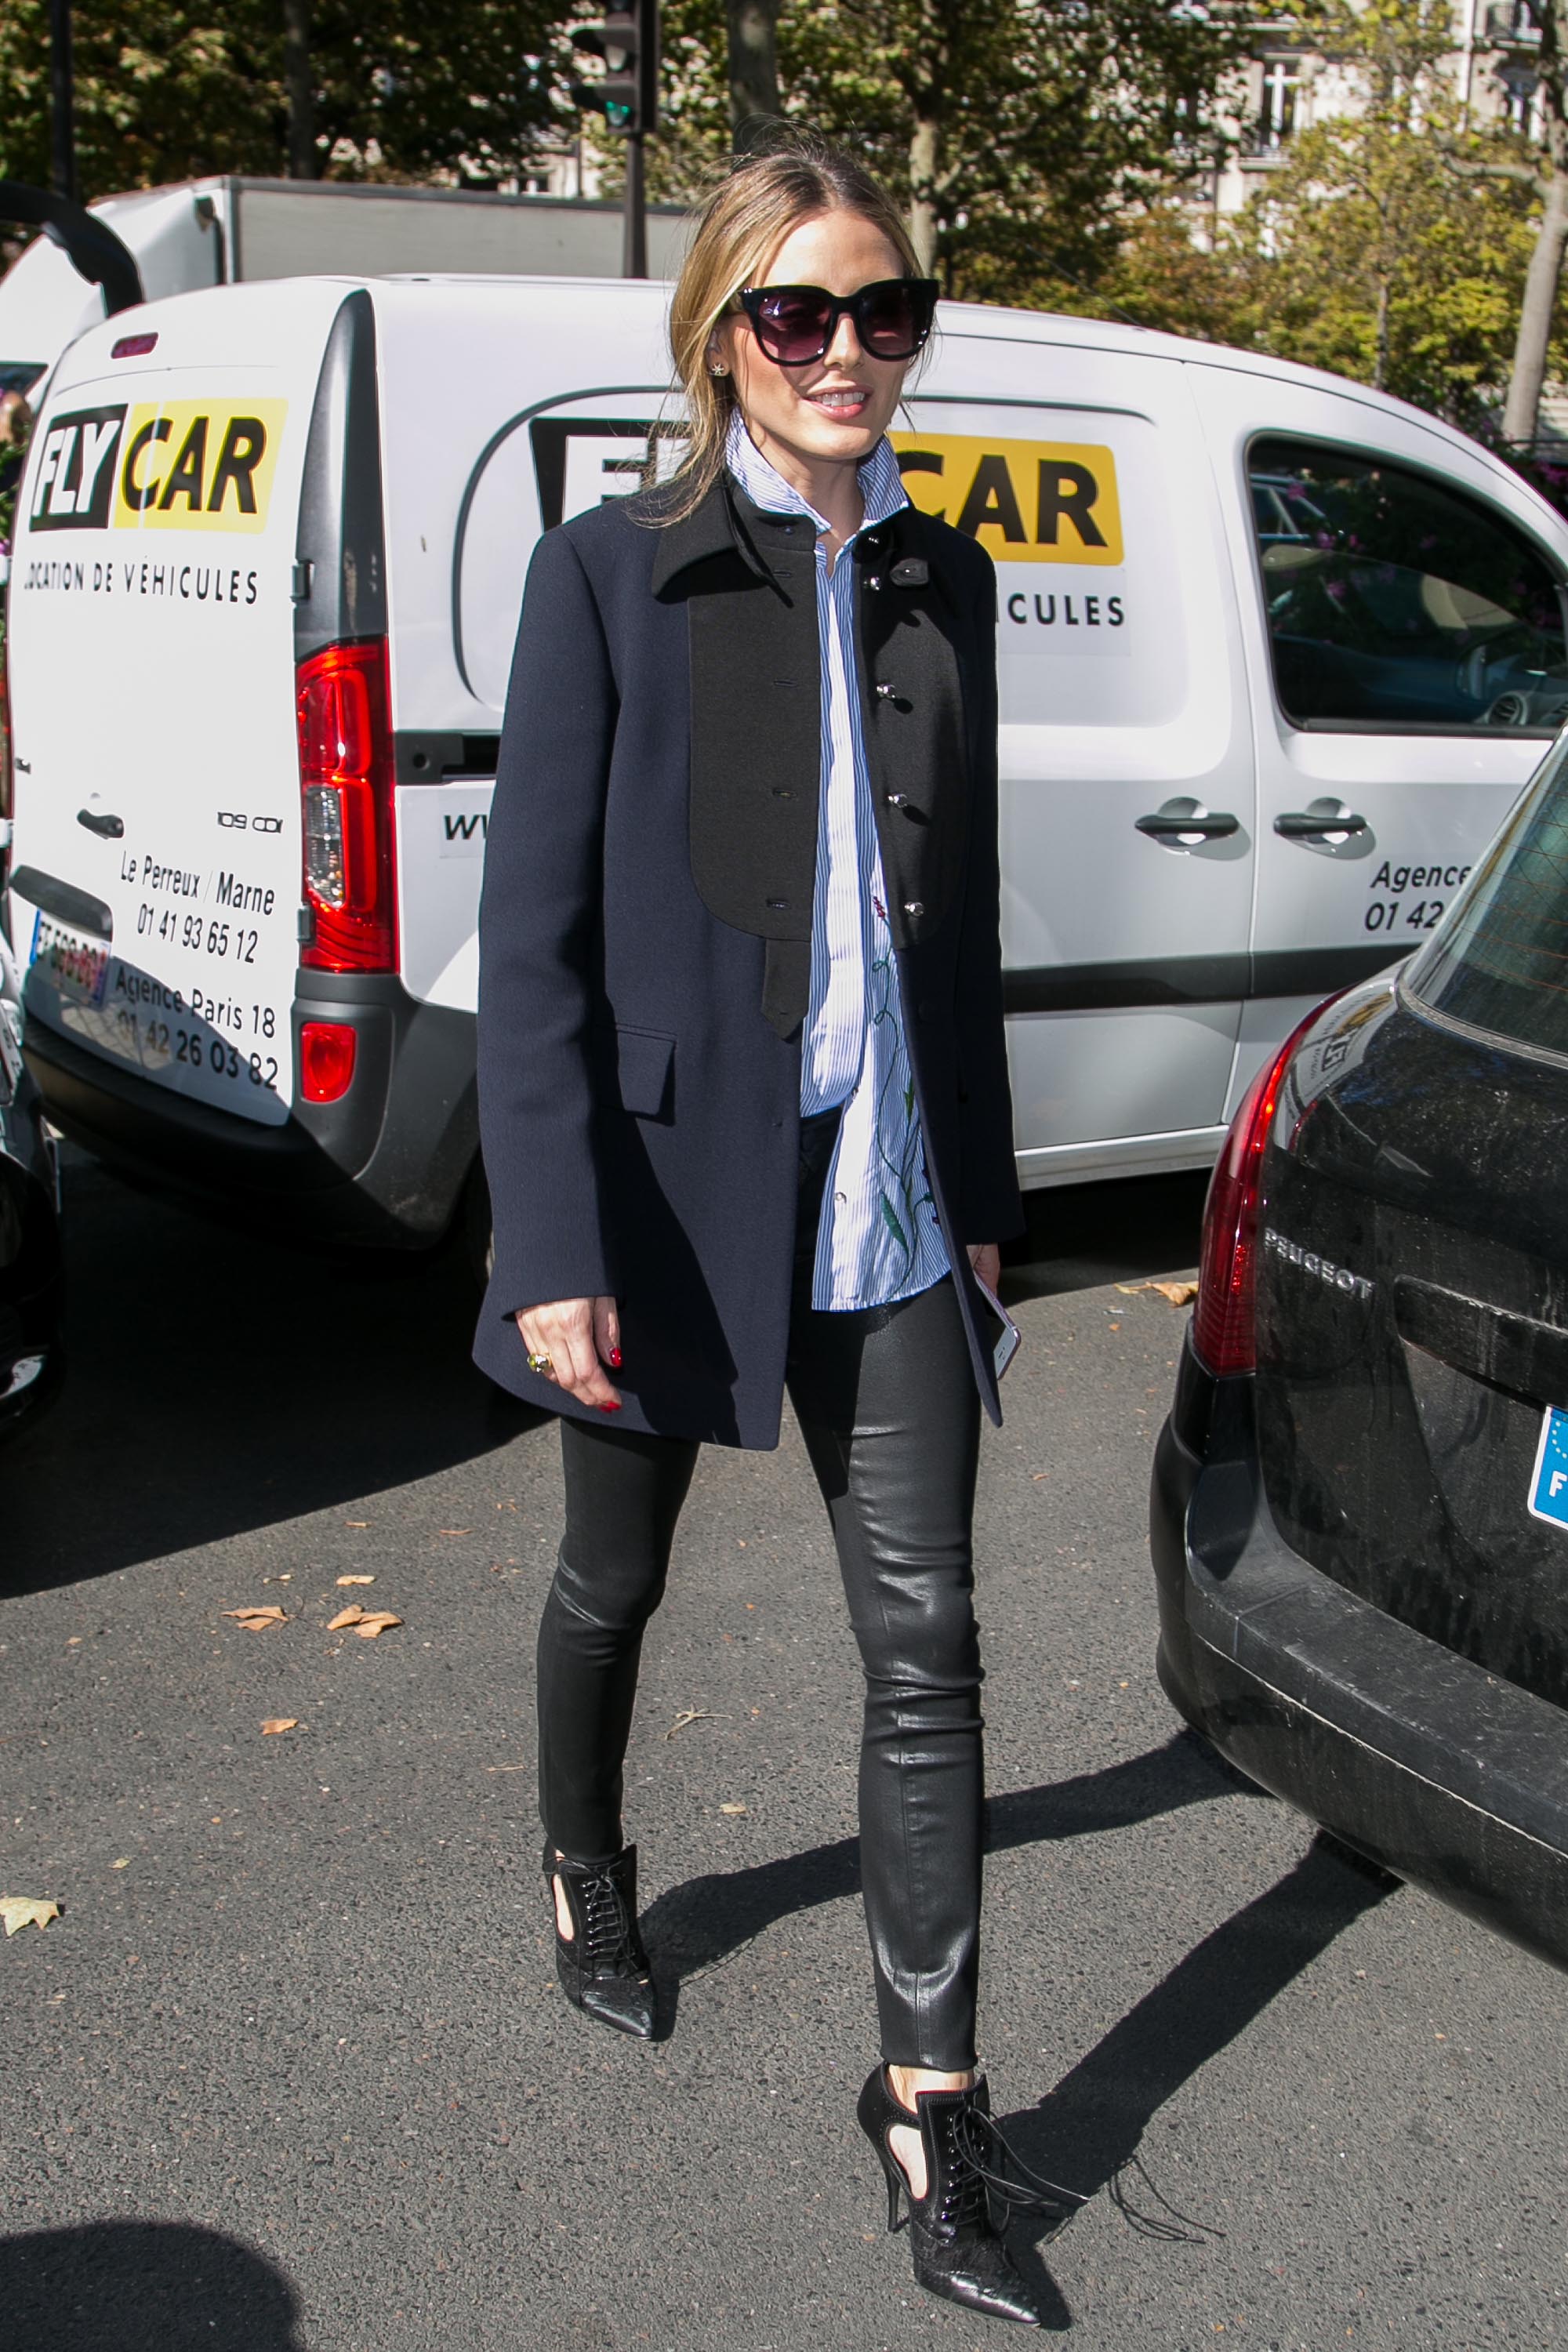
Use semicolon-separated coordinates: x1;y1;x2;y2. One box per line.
858;2066;1079;2327
546;1841;658;2040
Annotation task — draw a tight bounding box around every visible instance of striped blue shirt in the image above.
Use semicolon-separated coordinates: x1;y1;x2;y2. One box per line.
725;416;951;1312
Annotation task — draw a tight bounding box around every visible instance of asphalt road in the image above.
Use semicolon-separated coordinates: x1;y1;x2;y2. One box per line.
3;1152;1566;2352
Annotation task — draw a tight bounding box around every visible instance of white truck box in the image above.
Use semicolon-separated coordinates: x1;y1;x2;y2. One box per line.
5;273;1567;1245
0;180;692;399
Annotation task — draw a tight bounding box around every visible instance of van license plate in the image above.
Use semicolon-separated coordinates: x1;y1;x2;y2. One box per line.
1528;1406;1568;1530
29;910;109;1007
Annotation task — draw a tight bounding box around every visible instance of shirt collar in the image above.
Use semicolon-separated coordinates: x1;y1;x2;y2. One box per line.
724;411;908;543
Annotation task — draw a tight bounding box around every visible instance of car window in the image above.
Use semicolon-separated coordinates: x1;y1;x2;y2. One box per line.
1409;735;1568;1057
1248;437;1568;735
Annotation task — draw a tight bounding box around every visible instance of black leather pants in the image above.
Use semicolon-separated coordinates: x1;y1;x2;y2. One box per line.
535;1113;985;2069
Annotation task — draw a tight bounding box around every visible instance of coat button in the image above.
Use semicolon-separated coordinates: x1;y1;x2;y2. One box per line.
886;792;909;808
867;575;881;590
904;901;924;916
875;682;896;699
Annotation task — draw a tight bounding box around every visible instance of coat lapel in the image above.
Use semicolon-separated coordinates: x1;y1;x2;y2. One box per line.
654;478;823;1038
853;506;973;951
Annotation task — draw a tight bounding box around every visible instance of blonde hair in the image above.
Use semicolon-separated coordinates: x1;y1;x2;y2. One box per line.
657;130;924;523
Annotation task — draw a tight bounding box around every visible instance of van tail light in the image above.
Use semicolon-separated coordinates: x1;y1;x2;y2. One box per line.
299;1021;358;1103
296;638;397;972
1192;1005;1330;1377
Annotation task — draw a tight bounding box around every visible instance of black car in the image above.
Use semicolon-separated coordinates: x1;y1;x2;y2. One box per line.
0;932;64;1432
1153;735;1568;1973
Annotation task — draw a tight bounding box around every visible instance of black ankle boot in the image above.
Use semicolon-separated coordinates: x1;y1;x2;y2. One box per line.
858;2066;1076;2326
544;1841;657;2040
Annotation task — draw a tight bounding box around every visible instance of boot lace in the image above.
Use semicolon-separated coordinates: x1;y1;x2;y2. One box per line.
952;2103;1087;2227
932;2101;989;2234
572;1867;644;1976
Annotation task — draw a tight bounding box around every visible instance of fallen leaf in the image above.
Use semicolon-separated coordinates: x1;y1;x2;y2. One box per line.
437;1529;471;1537
336;1574;376;1588
1114;1279;1150;1296
354;1612;403;1639
664;1708;710;1740
222;1606;288;1632
0;1896;60;1936
260;1718;298;1737
1151;1279;1199;1308
111;1858;129;1870
345;1521;368;1528
719;1802;748;1817
328;1606;365;1631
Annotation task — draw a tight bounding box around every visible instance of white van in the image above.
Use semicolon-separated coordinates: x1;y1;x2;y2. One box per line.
6;273;1568;1248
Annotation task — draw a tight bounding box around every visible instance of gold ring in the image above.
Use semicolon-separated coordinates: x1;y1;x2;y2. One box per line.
526;1351;555;1377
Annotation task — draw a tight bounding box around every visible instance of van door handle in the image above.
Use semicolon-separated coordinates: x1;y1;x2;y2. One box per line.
76;809;125;839
1135;809;1240;840
1275;808;1368;839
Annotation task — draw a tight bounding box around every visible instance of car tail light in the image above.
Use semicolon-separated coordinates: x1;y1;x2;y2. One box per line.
296;638;397;971
299;1020;358;1103
1192;1006;1330;1377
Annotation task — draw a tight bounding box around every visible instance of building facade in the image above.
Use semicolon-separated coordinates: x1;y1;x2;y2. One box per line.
1212;2;1546;219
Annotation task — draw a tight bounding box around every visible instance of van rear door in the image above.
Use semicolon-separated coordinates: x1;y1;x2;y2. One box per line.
1192;361;1567;1119
5;281;343;1126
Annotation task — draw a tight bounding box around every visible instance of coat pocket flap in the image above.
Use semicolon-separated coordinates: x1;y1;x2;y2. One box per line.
604;1025;675;1119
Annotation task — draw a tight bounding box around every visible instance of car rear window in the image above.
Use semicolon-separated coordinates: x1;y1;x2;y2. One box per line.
1248;437;1568;735
1408;738;1568;1056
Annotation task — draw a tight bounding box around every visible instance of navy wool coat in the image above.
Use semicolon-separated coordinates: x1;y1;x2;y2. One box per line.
473;473;1023;1448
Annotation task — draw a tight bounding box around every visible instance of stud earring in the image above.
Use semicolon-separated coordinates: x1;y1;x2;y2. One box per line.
710;364;728;377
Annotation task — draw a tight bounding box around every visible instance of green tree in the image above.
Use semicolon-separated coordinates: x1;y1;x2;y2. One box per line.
0;1;568;198
614;0;1246;302
1210;0;1557;431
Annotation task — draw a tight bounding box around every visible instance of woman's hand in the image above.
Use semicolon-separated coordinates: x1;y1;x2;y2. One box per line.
966;1242;1001;1295
514;1298;622;1413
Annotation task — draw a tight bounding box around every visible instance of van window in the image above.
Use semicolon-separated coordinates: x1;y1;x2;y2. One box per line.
1408;733;1568;1059
1249;437;1568;735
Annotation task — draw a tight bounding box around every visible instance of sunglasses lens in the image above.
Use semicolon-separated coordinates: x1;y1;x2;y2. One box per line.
753;290;833;364
860;282;929;358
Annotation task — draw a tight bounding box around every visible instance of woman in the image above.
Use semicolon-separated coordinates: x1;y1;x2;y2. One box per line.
475;134;1057;2327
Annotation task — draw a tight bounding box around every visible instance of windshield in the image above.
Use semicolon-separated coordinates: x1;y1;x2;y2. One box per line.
1407;732;1568;1058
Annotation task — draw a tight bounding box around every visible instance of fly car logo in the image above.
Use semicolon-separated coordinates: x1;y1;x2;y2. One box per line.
28;405;126;532
889;433;1123;566
29;399;286;534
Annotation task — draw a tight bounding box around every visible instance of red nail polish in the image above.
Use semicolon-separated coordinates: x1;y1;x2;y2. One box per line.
599;1401;622;1414
609;1348;622;1367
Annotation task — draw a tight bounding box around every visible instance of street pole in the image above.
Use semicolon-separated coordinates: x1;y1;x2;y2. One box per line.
49;0;78;207
622;128;647;278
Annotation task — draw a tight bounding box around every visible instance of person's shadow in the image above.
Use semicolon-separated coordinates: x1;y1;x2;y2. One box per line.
0;2220;304;2352
643;1731;1261;2000
642;1733;1397;2332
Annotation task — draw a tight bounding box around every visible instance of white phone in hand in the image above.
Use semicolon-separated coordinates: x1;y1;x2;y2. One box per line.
970;1268;1022;1381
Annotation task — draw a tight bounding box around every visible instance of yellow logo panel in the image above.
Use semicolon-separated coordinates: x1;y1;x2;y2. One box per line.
112;400;287;534
890;432;1123;565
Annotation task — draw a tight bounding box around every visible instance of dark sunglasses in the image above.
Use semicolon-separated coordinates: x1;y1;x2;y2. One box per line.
735;277;939;367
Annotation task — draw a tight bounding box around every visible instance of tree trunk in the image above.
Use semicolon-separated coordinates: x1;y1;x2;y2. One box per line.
728;0;781;151
907;112;939;275
283;0;317;181
1374;271;1391;392
1504;167;1568;446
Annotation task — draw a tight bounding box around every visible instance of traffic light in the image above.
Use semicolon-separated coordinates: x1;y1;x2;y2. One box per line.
571;1;659;138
